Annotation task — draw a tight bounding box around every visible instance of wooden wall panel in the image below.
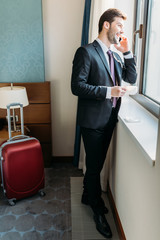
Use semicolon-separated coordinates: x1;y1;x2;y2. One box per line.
0;109;6;119
23;105;51;124
0;105;51;124
27;124;51;142
41;143;52;167
0;82;50;104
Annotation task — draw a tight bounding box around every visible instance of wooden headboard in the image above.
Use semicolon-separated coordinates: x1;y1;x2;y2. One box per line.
0;82;52;167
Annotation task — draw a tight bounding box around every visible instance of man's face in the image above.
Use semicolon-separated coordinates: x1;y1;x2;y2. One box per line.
107;17;124;44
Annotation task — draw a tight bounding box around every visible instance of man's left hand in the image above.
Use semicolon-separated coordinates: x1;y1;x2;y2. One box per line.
114;35;130;53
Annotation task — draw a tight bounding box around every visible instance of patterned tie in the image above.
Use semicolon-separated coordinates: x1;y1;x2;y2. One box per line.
107;50;117;107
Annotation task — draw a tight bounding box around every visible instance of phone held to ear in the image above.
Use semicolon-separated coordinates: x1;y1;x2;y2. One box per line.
119;36;127;43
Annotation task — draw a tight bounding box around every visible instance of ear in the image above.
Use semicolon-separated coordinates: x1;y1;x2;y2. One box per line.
103;21;110;30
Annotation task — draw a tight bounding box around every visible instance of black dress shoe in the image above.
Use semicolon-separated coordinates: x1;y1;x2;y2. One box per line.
81;194;109;214
93;213;112;239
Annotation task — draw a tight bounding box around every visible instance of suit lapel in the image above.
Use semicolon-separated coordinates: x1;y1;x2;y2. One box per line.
93;41;122;85
93;40;112;80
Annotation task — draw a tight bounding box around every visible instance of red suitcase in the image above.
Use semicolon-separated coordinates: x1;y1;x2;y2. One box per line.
0;103;45;205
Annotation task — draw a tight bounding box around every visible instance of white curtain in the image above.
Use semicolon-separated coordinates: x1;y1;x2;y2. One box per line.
78;0;115;191
89;0;115;43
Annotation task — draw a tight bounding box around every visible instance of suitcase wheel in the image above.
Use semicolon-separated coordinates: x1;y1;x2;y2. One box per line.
39;190;46;197
8;198;16;206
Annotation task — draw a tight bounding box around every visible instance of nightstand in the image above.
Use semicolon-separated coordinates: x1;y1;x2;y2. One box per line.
0;126;28;144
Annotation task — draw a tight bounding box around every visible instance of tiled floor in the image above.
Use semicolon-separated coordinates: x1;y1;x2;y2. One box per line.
0;162;119;240
0;162;83;240
71;177;119;240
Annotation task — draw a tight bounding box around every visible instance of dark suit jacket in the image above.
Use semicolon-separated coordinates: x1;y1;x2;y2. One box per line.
71;40;137;129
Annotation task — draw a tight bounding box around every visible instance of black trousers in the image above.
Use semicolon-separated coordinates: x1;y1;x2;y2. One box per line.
81;108;118;214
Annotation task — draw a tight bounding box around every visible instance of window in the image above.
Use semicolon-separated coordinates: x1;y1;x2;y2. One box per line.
133;0;160;117
143;0;160;104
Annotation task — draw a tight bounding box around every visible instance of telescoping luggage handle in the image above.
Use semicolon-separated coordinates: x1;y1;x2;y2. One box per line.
7;103;24;140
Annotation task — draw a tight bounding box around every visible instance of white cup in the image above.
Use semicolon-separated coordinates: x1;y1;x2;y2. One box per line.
124;86;138;95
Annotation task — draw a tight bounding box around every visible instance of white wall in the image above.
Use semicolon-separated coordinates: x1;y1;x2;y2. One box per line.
109;122;160;240
109;0;160;239
42;0;85;156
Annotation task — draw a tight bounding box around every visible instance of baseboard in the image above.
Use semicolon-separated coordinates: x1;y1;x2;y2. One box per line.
52;156;73;163
107;182;126;240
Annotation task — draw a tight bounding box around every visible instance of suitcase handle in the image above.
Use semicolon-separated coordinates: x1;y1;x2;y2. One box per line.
7;103;24;139
7;135;30;142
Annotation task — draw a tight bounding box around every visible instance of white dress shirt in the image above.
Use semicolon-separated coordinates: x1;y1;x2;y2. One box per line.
96;38;133;99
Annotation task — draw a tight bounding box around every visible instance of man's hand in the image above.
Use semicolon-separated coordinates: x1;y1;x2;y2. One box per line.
114;35;130;53
111;86;127;97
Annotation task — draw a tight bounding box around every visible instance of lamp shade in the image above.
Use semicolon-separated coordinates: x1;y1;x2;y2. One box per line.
0;86;29;109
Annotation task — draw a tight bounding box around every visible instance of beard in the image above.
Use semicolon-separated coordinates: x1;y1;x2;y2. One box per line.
107;29;119;44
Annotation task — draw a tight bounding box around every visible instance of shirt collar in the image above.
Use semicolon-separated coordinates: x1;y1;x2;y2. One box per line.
96;38;110;54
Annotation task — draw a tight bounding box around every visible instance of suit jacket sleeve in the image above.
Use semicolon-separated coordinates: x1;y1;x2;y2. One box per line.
71;47;107;100
122;56;137;84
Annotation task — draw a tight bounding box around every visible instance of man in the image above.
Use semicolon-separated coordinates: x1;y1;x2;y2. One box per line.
71;8;137;239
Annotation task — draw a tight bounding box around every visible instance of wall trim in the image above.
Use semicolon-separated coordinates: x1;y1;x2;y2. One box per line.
53;156;73;163
107;182;126;240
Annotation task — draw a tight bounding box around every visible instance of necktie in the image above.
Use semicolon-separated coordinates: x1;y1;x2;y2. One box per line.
107;50;116;107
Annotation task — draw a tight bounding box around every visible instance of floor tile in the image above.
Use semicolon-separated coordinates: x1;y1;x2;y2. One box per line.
71;177;120;240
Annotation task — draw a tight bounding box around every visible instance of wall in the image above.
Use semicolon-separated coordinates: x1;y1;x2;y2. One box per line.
42;0;85;156
0;0;45;82
109;122;160;240
109;0;160;239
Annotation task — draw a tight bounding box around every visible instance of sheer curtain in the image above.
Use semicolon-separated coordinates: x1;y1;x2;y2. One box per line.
89;0;115;43
79;0;115;192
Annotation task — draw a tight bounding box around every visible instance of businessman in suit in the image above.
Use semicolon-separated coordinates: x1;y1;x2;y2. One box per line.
71;8;137;238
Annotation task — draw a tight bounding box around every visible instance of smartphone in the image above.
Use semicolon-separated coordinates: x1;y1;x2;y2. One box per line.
119;36;127;42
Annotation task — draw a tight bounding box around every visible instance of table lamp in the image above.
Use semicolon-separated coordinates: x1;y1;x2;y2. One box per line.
0;84;29;133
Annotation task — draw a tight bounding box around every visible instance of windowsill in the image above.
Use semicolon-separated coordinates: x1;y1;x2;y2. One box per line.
118;96;158;166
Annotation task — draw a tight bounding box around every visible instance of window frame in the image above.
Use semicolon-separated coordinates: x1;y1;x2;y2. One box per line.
132;0;160;119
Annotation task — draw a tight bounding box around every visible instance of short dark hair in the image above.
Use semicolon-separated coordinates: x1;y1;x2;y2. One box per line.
98;8;127;33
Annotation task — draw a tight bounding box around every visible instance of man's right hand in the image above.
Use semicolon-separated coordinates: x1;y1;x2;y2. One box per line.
111;86;127;97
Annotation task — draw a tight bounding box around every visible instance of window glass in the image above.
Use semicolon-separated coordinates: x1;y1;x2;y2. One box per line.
143;0;160;104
